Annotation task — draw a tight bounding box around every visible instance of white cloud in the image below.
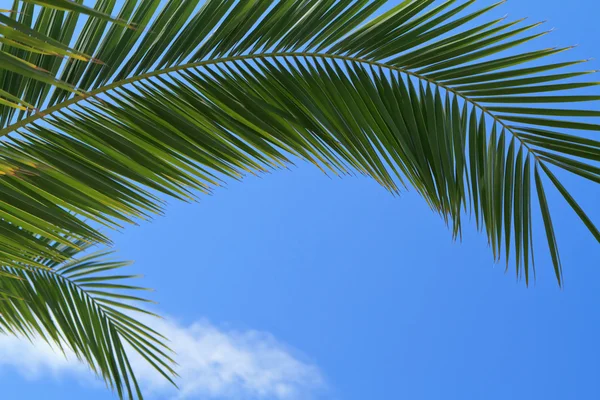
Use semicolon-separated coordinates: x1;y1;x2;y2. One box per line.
0;333;89;379
0;318;325;400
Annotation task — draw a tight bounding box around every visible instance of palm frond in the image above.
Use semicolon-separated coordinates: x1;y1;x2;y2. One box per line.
0;242;173;399
0;0;599;398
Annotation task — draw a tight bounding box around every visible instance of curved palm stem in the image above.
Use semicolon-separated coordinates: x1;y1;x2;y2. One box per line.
0;51;537;157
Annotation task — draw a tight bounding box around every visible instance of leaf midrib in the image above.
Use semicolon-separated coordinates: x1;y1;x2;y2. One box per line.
0;51;535;156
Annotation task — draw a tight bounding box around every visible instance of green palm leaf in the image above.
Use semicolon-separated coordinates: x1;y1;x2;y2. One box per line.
0;242;172;399
1;0;599;398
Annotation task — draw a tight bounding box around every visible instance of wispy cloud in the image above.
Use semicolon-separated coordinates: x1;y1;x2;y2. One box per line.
0;318;325;400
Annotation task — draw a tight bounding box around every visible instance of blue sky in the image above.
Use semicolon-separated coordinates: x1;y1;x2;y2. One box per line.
1;0;599;399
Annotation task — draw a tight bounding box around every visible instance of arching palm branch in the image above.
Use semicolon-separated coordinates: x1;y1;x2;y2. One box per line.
0;0;599;398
